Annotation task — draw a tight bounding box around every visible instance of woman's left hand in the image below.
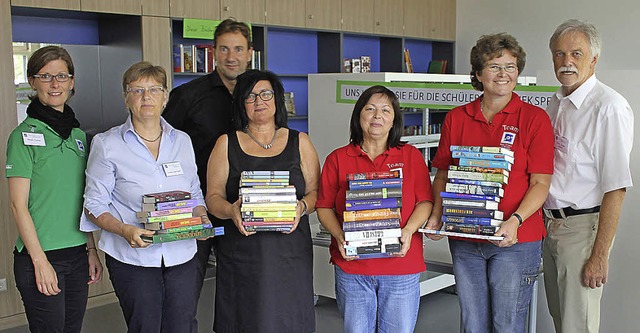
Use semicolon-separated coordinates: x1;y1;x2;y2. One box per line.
491;218;519;247
87;249;103;285
283;200;306;234
393;227;414;257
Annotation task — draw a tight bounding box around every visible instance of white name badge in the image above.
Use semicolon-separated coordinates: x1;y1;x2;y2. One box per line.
555;134;569;154
22;132;46;146
162;162;184;177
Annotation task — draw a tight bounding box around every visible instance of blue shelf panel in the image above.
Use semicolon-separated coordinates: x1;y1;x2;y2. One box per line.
288;118;308;134
268;29;318;75
404;39;433;73
343;35;381;72
280;76;308;117
403;112;423;126
12;15;99;44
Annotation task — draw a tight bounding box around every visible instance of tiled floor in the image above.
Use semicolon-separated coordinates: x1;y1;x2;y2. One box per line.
2;275;461;333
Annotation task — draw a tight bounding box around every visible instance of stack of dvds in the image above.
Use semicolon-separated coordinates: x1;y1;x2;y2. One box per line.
240;171;297;232
342;171;403;259
439;145;513;236
138;190;224;243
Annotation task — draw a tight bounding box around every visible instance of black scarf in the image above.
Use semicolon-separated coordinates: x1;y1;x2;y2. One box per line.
26;98;80;140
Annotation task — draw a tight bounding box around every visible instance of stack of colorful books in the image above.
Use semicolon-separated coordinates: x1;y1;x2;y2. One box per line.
342;171;403;259
138;190;223;243
240;171;297;232
439;145;512;237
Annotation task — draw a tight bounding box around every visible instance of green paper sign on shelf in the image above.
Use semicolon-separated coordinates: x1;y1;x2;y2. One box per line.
183;19;252;40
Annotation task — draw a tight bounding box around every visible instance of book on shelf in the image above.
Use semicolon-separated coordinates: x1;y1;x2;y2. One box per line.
142;190;191;204
450;145;514;157
173;44;183;72
449;165;509;177
344;228;402;242
419;228;504;241
345;198;402;211
284;92;296;116
194;45;206;73
141;226;224;243
445;183;504;197
343;59;352;73
345;187;402;200
427;59;448;74
349;178;402;190
351;58;361;73
442;207;504;220
343;208;401;222
452;151;514;164
439;191;500;203
183;45;195;73
442;198;499;210
403;49;413;73
443;222;499;236
346;171;401;181
441;215;503;227
360;56;371;73
458;158;512;171
342;218;401;232
251;50;262;70
447;170;508;184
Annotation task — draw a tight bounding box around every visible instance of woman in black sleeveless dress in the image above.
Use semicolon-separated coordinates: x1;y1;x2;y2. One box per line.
206;70;320;333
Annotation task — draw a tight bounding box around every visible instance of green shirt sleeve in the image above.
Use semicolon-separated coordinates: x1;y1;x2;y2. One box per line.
6;127;34;179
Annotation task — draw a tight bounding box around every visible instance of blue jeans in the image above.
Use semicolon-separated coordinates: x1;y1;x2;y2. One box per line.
334;265;420;333
449;239;541;333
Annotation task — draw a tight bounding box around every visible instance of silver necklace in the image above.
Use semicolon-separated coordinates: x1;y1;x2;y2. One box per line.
134;128;162;142
245;127;277;149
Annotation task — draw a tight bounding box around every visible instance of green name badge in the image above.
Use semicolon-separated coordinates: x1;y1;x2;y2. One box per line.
183;19;222;40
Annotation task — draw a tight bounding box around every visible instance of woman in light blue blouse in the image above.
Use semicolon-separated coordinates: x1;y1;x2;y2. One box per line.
80;61;209;333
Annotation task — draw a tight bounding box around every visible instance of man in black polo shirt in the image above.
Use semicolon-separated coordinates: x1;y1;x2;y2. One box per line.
163;18;253;301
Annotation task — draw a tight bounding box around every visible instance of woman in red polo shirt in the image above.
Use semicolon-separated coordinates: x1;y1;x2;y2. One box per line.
317;85;434;333
425;33;554;333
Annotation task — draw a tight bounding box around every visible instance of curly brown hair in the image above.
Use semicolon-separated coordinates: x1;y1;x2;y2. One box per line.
470;33;526;91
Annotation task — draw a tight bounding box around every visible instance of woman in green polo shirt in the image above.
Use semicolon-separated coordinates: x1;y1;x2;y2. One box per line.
6;46;103;333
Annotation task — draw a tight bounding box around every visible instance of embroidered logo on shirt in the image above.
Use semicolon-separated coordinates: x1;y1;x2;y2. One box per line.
6;164;12;170
501;131;517;149
76;139;85;152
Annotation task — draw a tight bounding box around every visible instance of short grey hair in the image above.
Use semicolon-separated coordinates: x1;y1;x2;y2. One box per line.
549;19;601;59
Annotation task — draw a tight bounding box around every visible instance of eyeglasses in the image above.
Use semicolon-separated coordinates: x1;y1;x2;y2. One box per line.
32;73;73;82
126;86;166;96
485;65;518;73
245;90;275;103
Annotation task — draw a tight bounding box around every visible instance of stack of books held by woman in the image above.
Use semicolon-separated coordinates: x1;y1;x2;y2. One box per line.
422;145;511;241
343;171;403;259
239;171;297;232
138;190;223;243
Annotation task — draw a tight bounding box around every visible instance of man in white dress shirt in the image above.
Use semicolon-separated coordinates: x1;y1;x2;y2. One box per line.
543;19;634;333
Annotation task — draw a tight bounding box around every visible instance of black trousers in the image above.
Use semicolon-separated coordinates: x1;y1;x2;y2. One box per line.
194;237;216;296
14;245;89;333
105;254;199;333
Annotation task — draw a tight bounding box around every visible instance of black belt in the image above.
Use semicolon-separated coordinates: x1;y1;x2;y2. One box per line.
544;206;600;219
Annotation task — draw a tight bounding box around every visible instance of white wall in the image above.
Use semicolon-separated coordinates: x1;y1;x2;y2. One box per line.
456;1;640;332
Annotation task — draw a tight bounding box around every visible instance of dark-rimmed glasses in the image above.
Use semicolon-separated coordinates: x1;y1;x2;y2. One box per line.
32;73;73;82
245;90;275;103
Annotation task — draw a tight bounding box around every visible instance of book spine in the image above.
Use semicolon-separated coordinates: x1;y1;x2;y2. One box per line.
443;207;503;219
345;198;402;211
343;208;401;222
241;194;297;203
448;178;503;188
450;145;513;156
149;198;198;211
447;170;508;184
241;170;290;176
241;211;297;218
443;223;499;235
157;216;203;229
142;226;224;243
449;165;509;177
345;187;403;200
348;178;402;190
239;181;290;187
242;221;295;226
344;228;402;241
173;44;182;72
445;183;504;197
142;191;191;204
439;191;500;202
244;225;292;232
345;240;401;256
442;198;497;210
141;212;194;223
137;207;194;218
239;186;296;195
241;175;290;179
240;204;297;211
441;215;503;226
341;218;402;232
459;158;511;170
451;151;514;163
346;171;400;181
156;223;212;234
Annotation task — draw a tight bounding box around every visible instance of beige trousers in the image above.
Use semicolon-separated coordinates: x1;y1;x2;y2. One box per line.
543;213;607;333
